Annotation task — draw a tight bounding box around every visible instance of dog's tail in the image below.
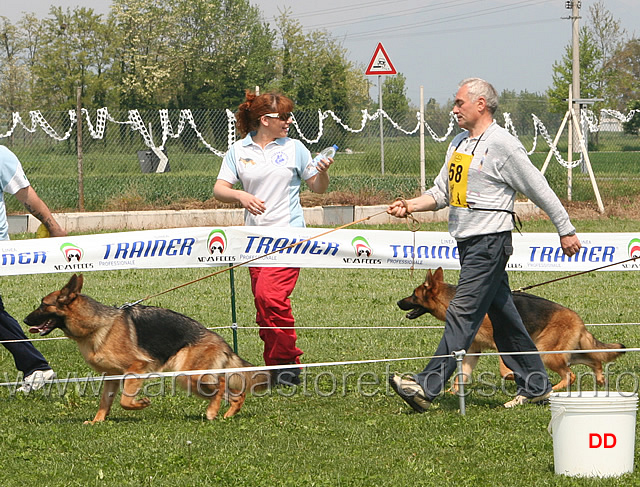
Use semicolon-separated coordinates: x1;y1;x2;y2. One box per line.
574;329;626;365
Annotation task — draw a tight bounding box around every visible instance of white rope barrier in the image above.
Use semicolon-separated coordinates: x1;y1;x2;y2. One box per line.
1;321;636;346
0;354;440;388
0;346;636;390
1;106;638;174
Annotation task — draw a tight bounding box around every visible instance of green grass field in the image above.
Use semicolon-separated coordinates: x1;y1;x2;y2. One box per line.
0;218;639;485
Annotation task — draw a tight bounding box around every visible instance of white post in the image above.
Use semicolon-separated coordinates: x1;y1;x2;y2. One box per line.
419;86;425;193
567;86;573;201
454;350;467;416
378;74;385;175
571;1;581;145
569;109;605;213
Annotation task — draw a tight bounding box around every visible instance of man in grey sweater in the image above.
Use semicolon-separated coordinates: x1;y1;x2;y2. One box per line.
387;78;582;411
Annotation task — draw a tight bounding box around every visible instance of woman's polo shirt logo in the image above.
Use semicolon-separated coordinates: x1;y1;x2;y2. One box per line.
271;151;289;167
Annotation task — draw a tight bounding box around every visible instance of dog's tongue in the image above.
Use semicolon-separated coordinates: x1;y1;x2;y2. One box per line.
29;324;48;335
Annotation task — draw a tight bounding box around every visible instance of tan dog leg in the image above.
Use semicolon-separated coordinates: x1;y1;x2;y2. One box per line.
499;358;515;381
223;390;246;418
120;363;152;411
86;378;121;424
205;375;223;420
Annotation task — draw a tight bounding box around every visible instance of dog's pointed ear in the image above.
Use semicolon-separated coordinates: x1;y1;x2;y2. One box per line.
58;274;83;305
425;269;432;284
433;267;444;282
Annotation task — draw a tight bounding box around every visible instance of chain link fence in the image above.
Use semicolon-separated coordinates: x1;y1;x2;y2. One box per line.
0;108;638;214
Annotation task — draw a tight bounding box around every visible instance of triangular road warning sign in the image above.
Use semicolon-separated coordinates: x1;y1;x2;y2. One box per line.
366;43;397;75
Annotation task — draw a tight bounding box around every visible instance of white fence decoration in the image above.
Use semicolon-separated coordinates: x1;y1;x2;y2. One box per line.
1;107;638;168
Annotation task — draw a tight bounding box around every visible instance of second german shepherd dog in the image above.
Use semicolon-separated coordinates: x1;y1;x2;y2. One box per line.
24;274;270;423
397;267;625;391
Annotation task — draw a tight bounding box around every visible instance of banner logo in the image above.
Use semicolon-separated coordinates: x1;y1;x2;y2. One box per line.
208;229;227;254
352;236;372;257
60;243;83;263
628;238;640;257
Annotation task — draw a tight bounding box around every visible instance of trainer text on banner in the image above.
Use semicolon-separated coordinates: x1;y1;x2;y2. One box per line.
0;228;638;276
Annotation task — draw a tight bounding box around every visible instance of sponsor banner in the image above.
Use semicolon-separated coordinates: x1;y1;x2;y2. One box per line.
0;227;638;276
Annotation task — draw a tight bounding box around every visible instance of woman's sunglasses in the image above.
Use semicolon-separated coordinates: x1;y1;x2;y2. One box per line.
263;112;293;121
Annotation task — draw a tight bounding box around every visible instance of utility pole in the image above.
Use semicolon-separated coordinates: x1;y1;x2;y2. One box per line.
564;1;581;198
570;1;580;108
565;1;581;145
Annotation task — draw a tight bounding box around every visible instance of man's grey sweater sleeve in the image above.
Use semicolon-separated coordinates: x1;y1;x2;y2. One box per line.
501;147;576;236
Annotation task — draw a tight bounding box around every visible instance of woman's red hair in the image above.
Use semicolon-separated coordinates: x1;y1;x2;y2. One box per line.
235;90;295;137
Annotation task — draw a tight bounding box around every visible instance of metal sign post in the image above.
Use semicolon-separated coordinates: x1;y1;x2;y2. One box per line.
366;43;397;175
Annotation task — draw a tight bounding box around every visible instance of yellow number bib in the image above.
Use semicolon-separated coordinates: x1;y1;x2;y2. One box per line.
448;150;472;208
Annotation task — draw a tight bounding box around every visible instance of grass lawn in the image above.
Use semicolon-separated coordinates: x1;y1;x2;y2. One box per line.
0;218;639;485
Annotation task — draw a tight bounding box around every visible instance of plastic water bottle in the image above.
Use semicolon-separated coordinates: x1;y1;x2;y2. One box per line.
312;144;338;167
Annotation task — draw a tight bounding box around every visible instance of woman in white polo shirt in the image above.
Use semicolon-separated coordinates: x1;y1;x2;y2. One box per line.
214;91;333;386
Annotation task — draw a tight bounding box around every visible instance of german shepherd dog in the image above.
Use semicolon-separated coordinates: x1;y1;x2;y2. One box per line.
24;274;269;423
397;267;625;391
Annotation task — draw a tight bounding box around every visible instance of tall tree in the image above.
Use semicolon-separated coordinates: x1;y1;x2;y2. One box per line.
17;13;45;108
547;26;602;113
606;38;640;110
272;11;368;112
111;0;276;109
0;16;30;113
171;0;276;108
498;89;553;135
110;0;177;108
622;100;640;135
380;73;413;126
587;1;627;108
32;6;114;109
424;97;453;136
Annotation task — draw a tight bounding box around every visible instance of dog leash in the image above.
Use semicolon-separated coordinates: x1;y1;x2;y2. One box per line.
119;208;393;308
513;255;640;293
397;199;421;276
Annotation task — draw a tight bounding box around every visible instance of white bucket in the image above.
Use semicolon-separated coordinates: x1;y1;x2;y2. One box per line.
548;391;638;477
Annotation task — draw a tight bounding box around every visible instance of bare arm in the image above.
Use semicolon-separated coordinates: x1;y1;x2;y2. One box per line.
387;193;438;218
305;156;333;194
213;180;266;216
14;186;67;237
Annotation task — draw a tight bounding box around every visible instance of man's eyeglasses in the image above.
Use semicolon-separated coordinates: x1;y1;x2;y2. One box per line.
263;112;293;121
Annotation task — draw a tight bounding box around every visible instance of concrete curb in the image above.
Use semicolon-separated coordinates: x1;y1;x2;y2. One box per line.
10;201;542;234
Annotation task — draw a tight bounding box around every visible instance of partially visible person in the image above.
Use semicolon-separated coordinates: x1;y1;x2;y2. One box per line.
0;145;67;393
213;91;333;386
387;78;581;411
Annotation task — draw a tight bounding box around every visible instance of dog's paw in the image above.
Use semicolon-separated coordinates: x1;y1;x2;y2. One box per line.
121;397;151;410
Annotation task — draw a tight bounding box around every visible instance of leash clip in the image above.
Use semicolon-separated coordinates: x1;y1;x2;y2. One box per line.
119;299;143;309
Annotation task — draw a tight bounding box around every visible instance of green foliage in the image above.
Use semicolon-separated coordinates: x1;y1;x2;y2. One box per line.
606;38;640;110
547;3;639;112
547;27;603;113
271;11;368;112
623;100;640;135
379;73;414;127
0;16;33;111
498;90;554;136
0;2;371;113
32;6;114;110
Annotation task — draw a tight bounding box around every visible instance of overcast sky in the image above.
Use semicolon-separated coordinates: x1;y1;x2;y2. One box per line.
4;0;640;106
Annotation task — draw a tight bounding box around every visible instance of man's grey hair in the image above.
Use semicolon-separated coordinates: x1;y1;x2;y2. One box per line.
459;78;499;114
